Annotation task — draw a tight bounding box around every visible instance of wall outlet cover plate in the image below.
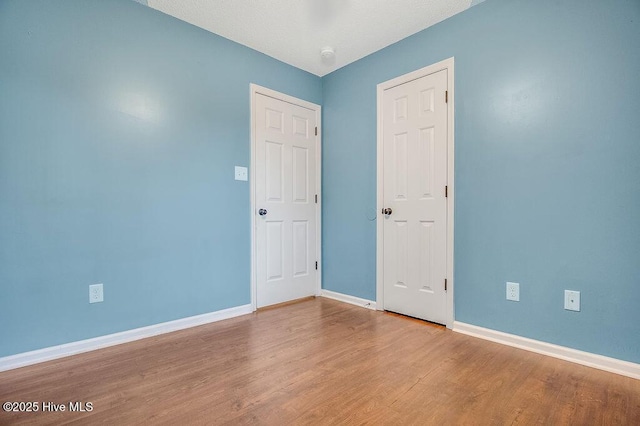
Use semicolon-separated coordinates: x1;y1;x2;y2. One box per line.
564;290;580;311
89;283;104;303
506;281;520;302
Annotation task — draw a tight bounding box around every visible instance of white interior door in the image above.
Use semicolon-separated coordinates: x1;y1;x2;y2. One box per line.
254;92;318;308
382;69;448;324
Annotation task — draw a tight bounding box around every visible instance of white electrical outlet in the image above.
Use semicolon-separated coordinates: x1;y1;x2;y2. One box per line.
89;283;103;303
564;290;580;311
506;282;520;302
234;166;248;181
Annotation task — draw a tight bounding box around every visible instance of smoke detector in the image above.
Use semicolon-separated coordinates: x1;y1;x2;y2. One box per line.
320;46;336;64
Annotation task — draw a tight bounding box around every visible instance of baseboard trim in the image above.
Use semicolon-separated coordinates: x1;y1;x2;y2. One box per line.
453;321;640;380
0;304;253;372
320;289;377;310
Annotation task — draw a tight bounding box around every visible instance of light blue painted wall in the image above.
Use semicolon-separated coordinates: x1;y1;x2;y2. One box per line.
322;0;640;363
0;0;321;357
2;0;639;365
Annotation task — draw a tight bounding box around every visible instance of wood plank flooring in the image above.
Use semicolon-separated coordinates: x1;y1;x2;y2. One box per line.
1;297;638;425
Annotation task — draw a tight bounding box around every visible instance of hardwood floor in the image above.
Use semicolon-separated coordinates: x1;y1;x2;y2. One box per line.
1;297;638;425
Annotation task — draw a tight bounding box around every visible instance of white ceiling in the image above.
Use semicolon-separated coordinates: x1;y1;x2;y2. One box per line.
146;0;478;77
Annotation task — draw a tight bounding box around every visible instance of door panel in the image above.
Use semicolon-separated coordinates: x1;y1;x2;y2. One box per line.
292;220;308;277
265;141;284;202
292;146;308;203
256;93;317;308
382;70;448;323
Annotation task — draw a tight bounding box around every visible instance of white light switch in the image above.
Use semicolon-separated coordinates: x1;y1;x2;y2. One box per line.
235;166;248;181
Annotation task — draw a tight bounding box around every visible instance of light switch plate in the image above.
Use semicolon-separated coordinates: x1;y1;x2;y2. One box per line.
235;166;248;181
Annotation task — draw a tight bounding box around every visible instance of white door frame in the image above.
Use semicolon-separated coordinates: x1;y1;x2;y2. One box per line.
250;84;322;311
376;57;455;328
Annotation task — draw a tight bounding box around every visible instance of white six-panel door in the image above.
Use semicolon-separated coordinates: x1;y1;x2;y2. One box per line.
381;69;449;324
254;91;318;308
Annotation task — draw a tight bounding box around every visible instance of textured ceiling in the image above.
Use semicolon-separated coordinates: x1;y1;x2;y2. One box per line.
146;0;478;76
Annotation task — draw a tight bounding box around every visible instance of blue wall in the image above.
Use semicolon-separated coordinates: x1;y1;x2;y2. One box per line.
322;0;640;363
2;0;639;365
0;0;321;357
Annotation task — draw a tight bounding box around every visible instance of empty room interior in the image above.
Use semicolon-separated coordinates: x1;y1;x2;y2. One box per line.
1;0;639;424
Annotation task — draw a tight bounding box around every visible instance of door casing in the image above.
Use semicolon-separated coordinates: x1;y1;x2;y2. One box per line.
250;84;322;311
376;58;455;328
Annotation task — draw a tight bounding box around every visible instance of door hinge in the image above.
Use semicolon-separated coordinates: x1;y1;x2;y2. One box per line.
315;127;318;136
315;261;318;270
445;90;448;103
445;185;448;198
444;278;447;291
315;194;318;204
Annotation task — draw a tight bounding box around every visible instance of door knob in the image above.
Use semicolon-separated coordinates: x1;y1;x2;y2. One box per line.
258;208;267;216
382;207;393;215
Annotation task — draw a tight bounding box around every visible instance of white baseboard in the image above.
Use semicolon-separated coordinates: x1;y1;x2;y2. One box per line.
453;321;640;380
0;304;253;372
320;289;377;310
